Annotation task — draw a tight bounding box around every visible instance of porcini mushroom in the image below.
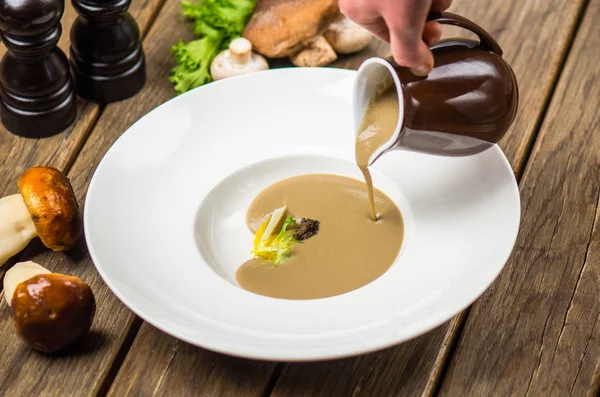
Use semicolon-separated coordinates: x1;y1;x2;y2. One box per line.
0;167;81;266
324;13;373;54
210;37;269;81
289;35;337;67
4;261;96;353
243;0;339;60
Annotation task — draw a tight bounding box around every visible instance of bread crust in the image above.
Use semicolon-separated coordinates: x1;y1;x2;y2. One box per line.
243;0;339;58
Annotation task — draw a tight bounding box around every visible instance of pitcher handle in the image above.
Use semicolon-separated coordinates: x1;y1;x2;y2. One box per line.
427;12;503;56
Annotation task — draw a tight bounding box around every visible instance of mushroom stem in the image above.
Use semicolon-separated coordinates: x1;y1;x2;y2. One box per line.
3;261;51;306
229;37;252;65
0;195;37;266
210;37;269;81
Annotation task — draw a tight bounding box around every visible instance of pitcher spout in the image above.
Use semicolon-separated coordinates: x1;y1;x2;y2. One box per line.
352;12;519;162
353;58;405;166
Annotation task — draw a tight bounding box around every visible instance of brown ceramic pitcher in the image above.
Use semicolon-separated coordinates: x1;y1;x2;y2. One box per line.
353;12;519;164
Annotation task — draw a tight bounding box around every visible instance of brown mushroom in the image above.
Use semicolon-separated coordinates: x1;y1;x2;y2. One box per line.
289;35;337;67
242;0;339;59
0;167;81;266
4;261;96;353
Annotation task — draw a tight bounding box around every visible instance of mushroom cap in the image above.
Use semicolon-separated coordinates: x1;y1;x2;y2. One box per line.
242;0;339;58
18;167;81;251
324;13;373;54
11;273;96;353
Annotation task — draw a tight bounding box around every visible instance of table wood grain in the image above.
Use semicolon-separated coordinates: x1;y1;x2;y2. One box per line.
0;0;598;395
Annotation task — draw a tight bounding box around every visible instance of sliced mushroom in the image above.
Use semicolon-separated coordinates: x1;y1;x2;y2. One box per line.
289;35;337;67
324;13;373;54
0;167;81;266
211;37;269;81
243;0;339;58
4;261;96;353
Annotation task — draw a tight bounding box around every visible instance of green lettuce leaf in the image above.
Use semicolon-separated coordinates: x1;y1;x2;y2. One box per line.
170;0;257;94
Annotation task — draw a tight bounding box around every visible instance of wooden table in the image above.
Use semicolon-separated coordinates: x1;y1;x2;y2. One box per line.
1;0;599;395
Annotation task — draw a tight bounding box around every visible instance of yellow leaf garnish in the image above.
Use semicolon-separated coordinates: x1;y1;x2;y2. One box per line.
251;215;299;265
253;214;270;247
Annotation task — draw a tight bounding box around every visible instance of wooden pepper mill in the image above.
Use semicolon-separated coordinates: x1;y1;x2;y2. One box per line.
0;0;77;137
70;0;146;104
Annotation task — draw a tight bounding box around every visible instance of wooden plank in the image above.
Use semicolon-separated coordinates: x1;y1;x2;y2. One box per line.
0;2;166;396
438;0;600;394
107;324;276;397
566;213;600;397
108;0;590;396
268;324;457;397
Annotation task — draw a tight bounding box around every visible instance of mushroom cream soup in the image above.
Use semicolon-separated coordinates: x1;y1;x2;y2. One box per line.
235;84;403;300
236;174;404;300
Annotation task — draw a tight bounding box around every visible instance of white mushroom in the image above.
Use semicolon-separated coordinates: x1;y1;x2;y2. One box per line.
210;37;269;81
289;35;337;67
324;13;373;54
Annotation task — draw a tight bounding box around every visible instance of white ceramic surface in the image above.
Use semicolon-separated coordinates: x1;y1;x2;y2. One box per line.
85;67;520;361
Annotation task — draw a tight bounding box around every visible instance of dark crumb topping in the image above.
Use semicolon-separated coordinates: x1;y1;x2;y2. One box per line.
293;218;320;241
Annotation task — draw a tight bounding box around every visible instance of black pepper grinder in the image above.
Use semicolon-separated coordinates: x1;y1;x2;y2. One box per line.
0;0;77;137
70;0;146;104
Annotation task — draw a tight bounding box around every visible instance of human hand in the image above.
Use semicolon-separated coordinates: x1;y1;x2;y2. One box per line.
338;0;452;76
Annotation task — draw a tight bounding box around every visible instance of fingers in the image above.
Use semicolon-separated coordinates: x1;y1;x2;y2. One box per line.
384;0;433;76
339;0;391;42
356;16;391;43
423;21;443;46
390;30;434;76
431;0;453;12
340;0;452;76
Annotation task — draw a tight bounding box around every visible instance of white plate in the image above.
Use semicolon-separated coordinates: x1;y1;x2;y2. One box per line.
85;68;520;361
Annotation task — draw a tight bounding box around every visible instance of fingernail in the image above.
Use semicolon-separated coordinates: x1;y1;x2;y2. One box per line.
429;35;441;46
410;65;432;77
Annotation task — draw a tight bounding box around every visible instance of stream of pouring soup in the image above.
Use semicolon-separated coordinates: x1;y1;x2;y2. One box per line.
236;174;404;300
355;84;400;220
